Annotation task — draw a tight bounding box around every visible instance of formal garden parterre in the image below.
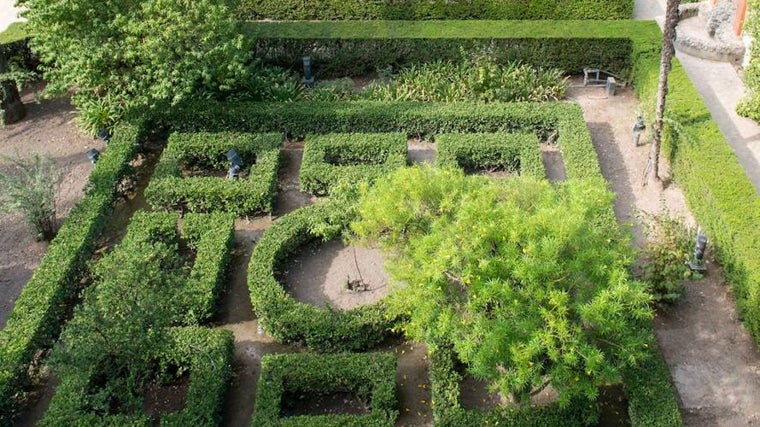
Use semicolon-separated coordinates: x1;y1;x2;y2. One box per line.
5;0;760;424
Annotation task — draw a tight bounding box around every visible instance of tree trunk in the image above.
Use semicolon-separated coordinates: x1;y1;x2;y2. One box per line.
0;52;26;126
647;0;680;186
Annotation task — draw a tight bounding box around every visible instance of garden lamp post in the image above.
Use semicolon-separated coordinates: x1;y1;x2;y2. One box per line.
226;149;243;179
688;233;708;272
302;56;315;87
633;115;646;146
97;128;111;145
87;148;100;165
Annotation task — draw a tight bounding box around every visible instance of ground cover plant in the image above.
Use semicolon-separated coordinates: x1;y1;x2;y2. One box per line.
434;133;545;178
352;167;654;407
146;132;282;215
252;352;397;426
300;133;407;195
360;58;567;103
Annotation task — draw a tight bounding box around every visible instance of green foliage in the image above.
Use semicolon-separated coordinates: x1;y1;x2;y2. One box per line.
300;133;407;195
236;0;633;20
41;211;233;425
738;1;760;120
19;0;249;129
435;133;545;178
247;201;393;352
352;167;653;406
621;345;682;427
640;213;697;306
428;345;600;426
41;327;234;427
146;132;282;215
0;154;60;240
252;352;397;427
0;22;29;45
0;125;140;424
75;93;126;137
361;59;566;103
245;21;635;78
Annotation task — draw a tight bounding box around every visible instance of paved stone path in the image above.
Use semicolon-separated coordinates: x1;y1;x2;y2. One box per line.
635;2;760;425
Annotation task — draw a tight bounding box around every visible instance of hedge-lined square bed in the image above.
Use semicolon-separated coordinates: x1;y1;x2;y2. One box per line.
40;327;234;427
435;133;544;178
300;133;407;195
146;132;282;216
252;352;398;427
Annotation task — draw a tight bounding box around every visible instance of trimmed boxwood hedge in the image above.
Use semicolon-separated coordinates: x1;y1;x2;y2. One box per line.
146;132;282;216
435;133;545;178
248;201;393;352
107;210;235;325
236;0;632;21
428;345;599;426
242;21;635;78
40;327;234;427
160;101;600;182
0;124;140;424
300;133;407;195
252;352;397;427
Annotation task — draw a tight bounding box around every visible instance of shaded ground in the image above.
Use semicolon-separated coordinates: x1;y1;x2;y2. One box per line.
0;84;104;328
570;81;760;426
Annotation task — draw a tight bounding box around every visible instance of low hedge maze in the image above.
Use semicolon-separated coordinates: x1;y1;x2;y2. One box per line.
146;132;282;216
0;124;141;424
252;352;398;427
300;133;407;195
435;133;545;178
39;211;235;426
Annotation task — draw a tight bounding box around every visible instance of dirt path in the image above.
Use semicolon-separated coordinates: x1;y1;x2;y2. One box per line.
0;84;104;328
569;82;760;426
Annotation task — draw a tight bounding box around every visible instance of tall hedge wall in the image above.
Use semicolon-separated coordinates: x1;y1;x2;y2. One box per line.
236;0;633;21
243;21;637;78
0;124;141;425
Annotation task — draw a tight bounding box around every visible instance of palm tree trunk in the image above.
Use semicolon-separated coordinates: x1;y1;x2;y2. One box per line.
647;0;680;186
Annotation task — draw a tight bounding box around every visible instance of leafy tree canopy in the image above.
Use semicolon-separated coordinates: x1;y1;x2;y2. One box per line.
18;0;249;128
352;167;654;406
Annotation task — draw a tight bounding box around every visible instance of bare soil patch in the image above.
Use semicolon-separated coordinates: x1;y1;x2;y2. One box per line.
279;239;390;310
540;142;567;182
0;83;104;328
142;373;190;422
279;390;369;417
407;138;435;165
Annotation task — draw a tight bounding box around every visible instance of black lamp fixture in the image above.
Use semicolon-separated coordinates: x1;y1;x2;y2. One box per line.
97;128;111;145
226;149;243;179
87;148;100;165
302;56;315;87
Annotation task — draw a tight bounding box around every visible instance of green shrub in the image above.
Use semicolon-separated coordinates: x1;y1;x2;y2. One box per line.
0;124;140;424
434;133;545;178
236;0;633;20
146;132;282;216
428;345;599;427
640;212;697;306
252;352;397;427
300;133;407;195
0;154;60;240
361;59;566;103
40;327;234;427
738;1;760;120
247;201;393;352
244;21;634;78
